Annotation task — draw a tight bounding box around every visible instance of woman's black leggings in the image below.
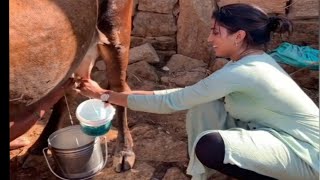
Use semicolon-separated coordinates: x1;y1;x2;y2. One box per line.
195;132;276;180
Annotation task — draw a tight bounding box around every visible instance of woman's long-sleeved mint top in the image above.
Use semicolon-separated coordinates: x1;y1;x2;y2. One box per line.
127;53;319;172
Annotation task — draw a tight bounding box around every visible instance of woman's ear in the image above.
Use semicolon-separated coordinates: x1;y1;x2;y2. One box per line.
236;30;246;42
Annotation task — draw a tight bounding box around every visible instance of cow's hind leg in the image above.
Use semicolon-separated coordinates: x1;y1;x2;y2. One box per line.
21;97;66;168
28;97;66;155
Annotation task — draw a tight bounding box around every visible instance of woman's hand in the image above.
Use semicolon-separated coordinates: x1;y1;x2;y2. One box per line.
74;78;107;99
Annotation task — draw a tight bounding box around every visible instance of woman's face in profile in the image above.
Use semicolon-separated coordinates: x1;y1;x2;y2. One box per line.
207;19;237;59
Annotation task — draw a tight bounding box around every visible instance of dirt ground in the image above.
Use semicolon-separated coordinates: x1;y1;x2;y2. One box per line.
10;104;187;180
10;86;318;180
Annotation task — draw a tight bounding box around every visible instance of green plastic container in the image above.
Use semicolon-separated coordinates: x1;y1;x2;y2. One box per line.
76;99;115;136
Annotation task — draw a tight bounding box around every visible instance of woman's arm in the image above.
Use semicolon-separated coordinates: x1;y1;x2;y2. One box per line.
107;91;129;107
75;79;156;107
123;90;155;95
126;70;241;114
76;70;240;114
105;89;185;107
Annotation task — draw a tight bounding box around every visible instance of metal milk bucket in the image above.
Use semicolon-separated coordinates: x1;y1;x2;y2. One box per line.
43;125;107;179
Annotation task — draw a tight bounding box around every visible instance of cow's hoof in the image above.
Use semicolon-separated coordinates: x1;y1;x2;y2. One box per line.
113;150;135;172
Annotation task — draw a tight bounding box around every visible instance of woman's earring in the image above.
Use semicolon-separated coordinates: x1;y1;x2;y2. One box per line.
234;41;238;47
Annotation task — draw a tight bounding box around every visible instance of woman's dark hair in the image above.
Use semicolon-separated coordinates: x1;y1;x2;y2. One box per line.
212;3;293;47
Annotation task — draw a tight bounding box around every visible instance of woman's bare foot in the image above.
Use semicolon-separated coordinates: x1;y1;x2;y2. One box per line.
10;137;30;150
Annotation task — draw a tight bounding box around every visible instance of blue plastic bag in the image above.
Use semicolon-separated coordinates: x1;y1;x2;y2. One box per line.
269;42;319;70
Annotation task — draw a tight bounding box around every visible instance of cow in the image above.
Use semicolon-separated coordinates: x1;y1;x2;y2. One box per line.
10;0;135;172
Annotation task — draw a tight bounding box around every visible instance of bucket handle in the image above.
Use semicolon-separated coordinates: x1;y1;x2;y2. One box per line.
43;147;69;180
43;136;108;180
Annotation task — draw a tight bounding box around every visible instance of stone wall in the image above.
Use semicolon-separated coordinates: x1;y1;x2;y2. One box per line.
129;0;318;63
93;0;319;93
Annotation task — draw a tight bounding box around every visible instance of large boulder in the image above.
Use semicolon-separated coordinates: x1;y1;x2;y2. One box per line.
165;54;207;73
138;0;178;14
177;0;216;62
129;43;160;64
288;0;319;19
132;12;177;37
217;0;288;14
